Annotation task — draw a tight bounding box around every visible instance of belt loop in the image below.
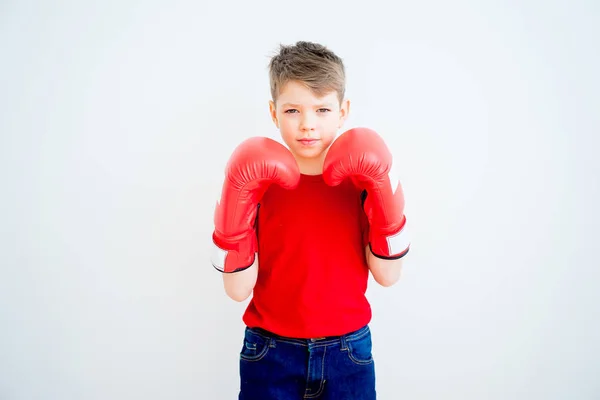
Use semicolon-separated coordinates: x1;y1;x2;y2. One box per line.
340;332;348;351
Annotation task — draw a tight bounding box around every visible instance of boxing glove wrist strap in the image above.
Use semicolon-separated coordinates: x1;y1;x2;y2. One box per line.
368;217;410;259
211;232;257;273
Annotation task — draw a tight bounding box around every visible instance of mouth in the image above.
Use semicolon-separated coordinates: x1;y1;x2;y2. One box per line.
298;138;319;146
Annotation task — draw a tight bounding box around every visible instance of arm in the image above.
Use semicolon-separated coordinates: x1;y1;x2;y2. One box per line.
210;137;300;301
323;128;411;283
222;259;258;302
366;246;404;287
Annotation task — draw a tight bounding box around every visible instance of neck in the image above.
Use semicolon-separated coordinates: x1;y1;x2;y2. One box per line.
297;154;326;175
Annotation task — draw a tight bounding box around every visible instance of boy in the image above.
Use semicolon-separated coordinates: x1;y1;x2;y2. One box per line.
211;41;410;400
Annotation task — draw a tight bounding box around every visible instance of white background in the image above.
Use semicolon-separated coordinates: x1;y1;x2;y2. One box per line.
1;1;598;399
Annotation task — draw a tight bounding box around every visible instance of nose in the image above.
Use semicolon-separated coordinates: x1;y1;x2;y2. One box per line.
300;112;316;131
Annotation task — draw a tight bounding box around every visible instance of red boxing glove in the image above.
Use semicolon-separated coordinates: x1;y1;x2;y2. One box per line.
211;137;300;273
323;127;410;259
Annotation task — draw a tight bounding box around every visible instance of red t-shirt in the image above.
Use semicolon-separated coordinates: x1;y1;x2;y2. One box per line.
242;173;372;338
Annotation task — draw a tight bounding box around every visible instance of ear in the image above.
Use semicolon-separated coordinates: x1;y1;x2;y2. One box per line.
269;100;279;129
338;98;351;129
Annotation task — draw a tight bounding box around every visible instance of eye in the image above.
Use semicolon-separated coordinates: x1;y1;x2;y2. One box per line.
318;108;331;113
284;109;298;114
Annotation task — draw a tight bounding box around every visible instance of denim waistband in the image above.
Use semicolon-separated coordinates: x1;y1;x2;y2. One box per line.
247;324;370;347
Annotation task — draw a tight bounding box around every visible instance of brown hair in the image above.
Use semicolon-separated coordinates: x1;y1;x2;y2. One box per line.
268;41;346;105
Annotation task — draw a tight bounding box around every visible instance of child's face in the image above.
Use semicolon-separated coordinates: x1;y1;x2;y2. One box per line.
269;80;349;173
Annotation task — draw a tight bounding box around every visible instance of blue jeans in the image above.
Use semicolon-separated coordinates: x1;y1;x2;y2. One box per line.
238;324;376;399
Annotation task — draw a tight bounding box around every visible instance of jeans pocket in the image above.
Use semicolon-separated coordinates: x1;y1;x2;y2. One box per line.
240;328;271;362
346;331;374;365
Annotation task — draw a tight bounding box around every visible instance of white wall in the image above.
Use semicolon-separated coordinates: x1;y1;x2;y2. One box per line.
1;1;598;399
